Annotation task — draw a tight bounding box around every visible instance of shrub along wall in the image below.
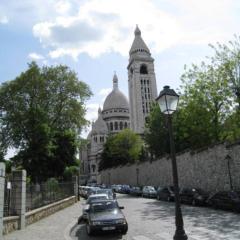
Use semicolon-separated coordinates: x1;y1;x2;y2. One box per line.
100;142;240;192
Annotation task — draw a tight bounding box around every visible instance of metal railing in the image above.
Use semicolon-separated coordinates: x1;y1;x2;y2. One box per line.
26;181;74;212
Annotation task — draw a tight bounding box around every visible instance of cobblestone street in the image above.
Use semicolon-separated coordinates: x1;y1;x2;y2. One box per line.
71;194;240;240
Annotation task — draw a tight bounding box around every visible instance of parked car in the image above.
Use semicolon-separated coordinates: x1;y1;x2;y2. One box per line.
119;185;131;194
86;200;128;235
81;194;109;221
180;188;209;206
130;186;142;196
96;188;116;199
142;186;157;198
86;187;101;198
207;191;240;212
156;186;175;202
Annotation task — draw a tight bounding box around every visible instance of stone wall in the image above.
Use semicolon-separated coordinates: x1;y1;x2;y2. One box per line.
100;142;240;192
3;196;76;235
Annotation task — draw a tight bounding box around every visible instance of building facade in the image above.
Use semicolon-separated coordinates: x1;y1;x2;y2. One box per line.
80;26;157;183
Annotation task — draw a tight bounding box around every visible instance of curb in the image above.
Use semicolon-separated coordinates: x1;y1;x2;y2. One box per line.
64;219;77;240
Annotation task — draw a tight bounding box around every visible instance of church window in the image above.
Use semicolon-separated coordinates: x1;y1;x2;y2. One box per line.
115;122;118;130
140;64;148;74
92;164;96;173
124;122;128;128
110;122;113;131
120;122;123;130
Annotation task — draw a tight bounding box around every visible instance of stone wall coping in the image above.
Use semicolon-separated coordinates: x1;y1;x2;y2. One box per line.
25;196;76;217
3;216;19;222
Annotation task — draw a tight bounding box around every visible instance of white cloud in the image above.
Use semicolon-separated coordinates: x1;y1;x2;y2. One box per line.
55;1;71;14
98;88;111;96
86;103;101;122
28;52;45;60
31;0;237;59
0;16;8;24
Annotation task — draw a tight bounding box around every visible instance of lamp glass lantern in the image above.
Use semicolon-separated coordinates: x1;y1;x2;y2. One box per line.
156;86;179;115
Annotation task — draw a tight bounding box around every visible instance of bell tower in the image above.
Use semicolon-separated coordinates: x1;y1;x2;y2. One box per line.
127;25;157;134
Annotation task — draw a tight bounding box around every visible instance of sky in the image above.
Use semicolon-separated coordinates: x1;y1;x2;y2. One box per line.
1;0;240;157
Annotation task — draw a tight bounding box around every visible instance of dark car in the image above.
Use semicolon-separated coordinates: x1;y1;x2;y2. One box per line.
180;188;209;206
86;200;128;235
130;186;142;196
156;186;175;202
207;191;240;212
118;185;131;194
142;186;157;198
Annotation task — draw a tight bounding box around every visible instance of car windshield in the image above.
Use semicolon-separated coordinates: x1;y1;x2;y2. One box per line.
87;196;108;204
91;201;118;212
147;187;155;191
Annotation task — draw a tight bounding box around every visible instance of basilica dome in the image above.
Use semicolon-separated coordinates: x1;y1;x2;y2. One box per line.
103;74;129;111
92;108;108;135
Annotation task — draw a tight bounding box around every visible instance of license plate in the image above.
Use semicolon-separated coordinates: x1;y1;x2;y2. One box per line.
102;226;116;231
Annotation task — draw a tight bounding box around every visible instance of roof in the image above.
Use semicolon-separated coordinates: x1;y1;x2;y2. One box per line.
129;25;150;55
92;108;108;134
103;74;129;111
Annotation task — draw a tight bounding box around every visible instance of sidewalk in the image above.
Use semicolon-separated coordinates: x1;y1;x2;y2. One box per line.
3;202;82;240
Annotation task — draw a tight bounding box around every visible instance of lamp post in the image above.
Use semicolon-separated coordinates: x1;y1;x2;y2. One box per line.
156;86;188;240
136;168;139;186
108;172;111;186
225;154;233;190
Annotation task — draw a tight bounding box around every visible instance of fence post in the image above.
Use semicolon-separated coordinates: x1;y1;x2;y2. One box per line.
72;176;78;200
0;163;5;238
11;170;26;229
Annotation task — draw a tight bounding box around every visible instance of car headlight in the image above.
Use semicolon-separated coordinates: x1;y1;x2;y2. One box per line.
115;219;126;224
92;221;102;226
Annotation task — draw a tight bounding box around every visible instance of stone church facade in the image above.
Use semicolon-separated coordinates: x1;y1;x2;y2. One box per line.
80;26;157;183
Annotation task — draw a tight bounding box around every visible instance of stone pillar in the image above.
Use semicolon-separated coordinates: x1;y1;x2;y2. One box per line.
11;170;26;229
72;176;78;200
0;163;5;238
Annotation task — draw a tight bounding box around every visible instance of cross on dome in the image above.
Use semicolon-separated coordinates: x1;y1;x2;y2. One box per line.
113;72;118;90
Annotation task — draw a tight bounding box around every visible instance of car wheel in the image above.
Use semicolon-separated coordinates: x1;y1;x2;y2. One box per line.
77;216;83;224
192;199;196;206
86;224;93;236
122;229;128;235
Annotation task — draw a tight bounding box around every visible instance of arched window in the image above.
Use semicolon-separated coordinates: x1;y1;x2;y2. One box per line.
124;122;128;129
120;122;123;130
140;64;148;74
115;122;118;130
110;122;113;131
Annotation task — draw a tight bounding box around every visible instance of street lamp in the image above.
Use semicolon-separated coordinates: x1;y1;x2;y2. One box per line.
136;168;139;186
156;85;188;240
225;154;233;190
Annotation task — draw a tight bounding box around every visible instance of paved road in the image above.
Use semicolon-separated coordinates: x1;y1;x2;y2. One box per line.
71;194;240;240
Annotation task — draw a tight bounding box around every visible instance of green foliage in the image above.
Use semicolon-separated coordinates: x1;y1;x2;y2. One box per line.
209;35;240;109
145;36;240;153
46;178;59;192
144;103;169;158
0;62;92;181
100;129;143;170
63;165;79;180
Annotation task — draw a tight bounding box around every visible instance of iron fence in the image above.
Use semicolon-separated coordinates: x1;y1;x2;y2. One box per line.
3;178;75;216
26;181;74;212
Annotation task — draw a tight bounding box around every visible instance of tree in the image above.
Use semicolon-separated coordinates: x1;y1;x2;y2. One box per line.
210;35;240;109
177;61;232;149
0;62;92;181
99;129;143;170
144;103;169;158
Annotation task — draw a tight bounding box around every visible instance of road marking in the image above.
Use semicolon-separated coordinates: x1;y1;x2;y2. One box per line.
132;235;152;240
